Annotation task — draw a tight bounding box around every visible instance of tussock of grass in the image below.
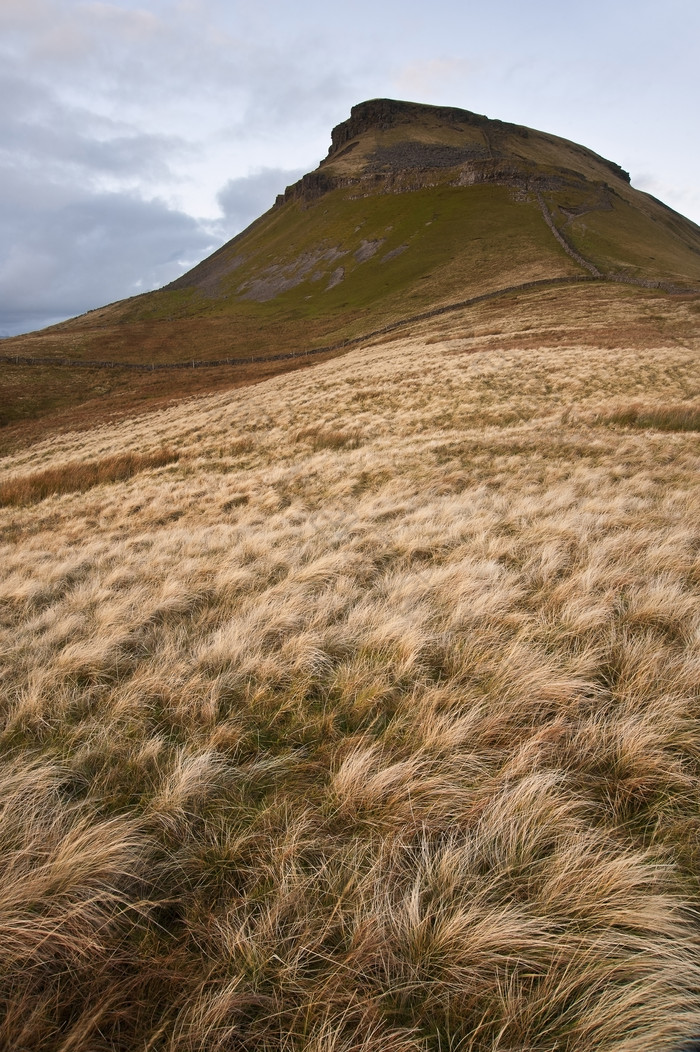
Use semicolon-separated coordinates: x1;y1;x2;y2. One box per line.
0;448;179;506
600;402;700;432
1;290;700;1049
295;425;363;449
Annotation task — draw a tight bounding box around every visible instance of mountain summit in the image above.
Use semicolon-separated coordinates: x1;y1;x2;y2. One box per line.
3;99;700;438
170;96;699;308
281;97;632;204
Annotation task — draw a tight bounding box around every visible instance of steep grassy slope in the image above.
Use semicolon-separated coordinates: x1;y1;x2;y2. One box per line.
1;283;700;1050
2;99;700;440
4;182;583;366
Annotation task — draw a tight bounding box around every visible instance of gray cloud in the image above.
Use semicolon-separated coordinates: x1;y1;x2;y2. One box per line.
0;147;307;336
0;62;192;186
0;1;361;336
0;53;217;336
216;167;307;237
0;186;216;337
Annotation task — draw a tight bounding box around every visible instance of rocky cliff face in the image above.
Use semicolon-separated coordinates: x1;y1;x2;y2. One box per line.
326;98;504;156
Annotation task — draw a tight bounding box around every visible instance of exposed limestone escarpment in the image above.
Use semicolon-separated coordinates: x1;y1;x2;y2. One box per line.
278;160;618;208
276;98;631;208
325;98;519;155
275;170;344;207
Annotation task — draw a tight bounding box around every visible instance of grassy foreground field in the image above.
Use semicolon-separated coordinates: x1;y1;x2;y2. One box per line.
1;282;700;1050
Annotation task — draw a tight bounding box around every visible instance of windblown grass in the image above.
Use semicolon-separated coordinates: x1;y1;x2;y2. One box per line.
599;402;700;432
0;286;699;1050
0;448;179;506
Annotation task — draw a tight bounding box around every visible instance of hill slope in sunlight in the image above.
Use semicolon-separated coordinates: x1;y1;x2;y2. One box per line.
1;282;700;1050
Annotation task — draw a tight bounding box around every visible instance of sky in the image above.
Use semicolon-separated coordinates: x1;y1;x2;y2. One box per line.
1;0;699;337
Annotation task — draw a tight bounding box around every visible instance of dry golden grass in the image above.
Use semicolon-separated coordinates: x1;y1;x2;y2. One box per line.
0;284;699;1050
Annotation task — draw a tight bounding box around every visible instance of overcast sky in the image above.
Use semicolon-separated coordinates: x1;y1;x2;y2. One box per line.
2;0;699;336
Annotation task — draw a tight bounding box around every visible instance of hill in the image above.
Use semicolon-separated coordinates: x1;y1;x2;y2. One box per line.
2;98;700;448
1;278;700;1049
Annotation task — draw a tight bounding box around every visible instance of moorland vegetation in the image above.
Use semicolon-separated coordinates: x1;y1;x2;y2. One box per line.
1;282;699;1050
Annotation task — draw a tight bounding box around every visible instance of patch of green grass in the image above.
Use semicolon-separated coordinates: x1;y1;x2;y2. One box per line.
217;184;576;323
118;184;576;337
554;192;700;283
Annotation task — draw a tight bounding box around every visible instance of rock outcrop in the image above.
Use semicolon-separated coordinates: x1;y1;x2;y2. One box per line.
275;98;630;208
326;98;503;156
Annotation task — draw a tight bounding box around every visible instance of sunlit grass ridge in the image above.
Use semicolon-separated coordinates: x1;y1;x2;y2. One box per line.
1;284;699;1049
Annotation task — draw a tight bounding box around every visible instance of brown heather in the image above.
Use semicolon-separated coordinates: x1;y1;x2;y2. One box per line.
0;284;699;1050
